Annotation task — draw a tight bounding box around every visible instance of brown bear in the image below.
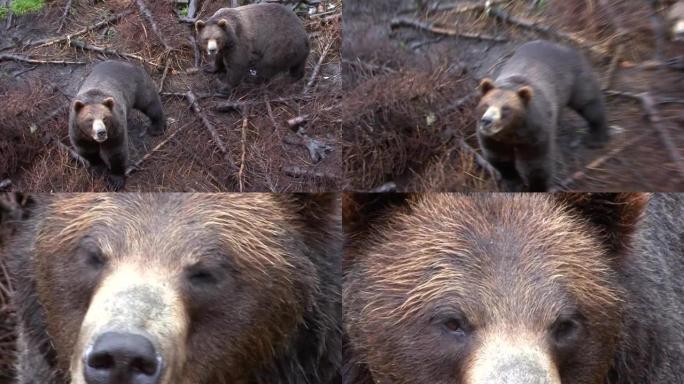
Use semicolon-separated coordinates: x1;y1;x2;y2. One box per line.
476;40;608;192
6;193;341;384
195;3;310;92
69;60;166;191
343;193;684;384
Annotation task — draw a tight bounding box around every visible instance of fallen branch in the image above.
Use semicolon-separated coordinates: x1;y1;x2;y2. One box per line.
602;44;623;90
0;53;86;65
126;123;184;176
215;95;305;112
158;57;171;93
639;92;684;178
305;38;334;93
552;133;644;191
238;113;249;192
487;7;609;57
135;0;172;51
190;35;200;69
391;16;507;42
25;9;134;49
56;139;89;168
57;0;73;33
68;39;161;67
459;139;500;182
185;91;237;171
187;0;198;19
283;166;336;181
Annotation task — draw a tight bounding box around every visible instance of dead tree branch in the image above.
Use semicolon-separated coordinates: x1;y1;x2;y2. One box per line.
552;133;645;191
185;91;237;172
0;53;86;65
126;123;183;176
57;0;73;33
305;39;334;93
391;16;507;42
487;7;610;57
135;0;172;51
68;39;161;67
26;9;134;49
459;139;500;182
283;166;336;181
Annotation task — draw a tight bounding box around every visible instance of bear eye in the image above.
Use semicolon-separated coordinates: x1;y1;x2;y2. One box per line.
186;267;218;286
501;106;512;115
78;238;106;270
550;314;584;347
441;316;469;339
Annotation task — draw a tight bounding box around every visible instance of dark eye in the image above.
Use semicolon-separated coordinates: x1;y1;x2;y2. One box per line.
550;314;583;347
501;106;512;116
186;267;218;286
78;238;106;270
441;316;469;339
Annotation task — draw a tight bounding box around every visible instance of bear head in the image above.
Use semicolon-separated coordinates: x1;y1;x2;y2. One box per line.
344;193;648;384
195;18;237;57
476;78;532;139
20;193;338;384
72;97;116;143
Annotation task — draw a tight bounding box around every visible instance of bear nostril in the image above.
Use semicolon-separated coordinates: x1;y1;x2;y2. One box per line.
480;117;493;126
83;332;162;384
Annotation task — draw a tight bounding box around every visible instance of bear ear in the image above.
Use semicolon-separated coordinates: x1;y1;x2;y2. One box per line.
479;78;495;95
195;19;205;33
73;100;85;113
102;97;115;110
517;86;533;105
217;19;229;29
558;193;649;259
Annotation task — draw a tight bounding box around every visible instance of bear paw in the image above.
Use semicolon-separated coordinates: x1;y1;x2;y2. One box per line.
107;175;126;191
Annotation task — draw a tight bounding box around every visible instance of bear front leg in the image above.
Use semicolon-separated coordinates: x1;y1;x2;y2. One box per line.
577;99;609;149
103;148;127;191
219;63;247;95
138;98;167;137
481;147;524;192
517;154;553;192
204;53;225;74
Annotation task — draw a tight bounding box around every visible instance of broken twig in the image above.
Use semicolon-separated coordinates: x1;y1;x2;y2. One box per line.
57;0;73;33
185;91;237;171
0;53;85;65
135;0;172;51
305;39;334;93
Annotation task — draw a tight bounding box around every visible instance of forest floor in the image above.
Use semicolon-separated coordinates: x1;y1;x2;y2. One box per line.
0;0;341;192
342;0;684;191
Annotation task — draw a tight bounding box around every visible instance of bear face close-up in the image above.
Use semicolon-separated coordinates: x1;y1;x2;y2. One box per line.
343;193;684;384
4;193;341;384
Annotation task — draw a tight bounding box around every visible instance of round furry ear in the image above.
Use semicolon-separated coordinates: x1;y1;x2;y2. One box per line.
217;19;229;29
479;78;495;95
102;97;115;110
195;19;205;33
73;100;85;113
517;86;533;105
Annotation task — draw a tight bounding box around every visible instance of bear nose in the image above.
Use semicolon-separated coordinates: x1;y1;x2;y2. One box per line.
83;332;162;384
480;116;494;127
207;47;217;54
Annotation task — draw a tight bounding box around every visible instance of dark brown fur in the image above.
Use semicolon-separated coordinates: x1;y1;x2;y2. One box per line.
476;40;608;192
7;194;341;384
68;61;166;191
344;193;684;384
195;3;309;91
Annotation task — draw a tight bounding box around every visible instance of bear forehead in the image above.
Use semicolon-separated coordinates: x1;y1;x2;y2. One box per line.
77;104;111;120
201;23;228;38
479;88;524;108
37;194;299;270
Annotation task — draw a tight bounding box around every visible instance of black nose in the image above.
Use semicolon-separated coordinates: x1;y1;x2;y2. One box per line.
480;116;493;127
83;332;162;384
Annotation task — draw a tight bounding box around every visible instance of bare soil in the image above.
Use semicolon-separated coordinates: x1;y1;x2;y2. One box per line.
0;0;341;192
342;0;684;191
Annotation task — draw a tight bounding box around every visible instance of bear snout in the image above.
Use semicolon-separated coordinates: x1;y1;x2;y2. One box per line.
83;331;163;384
92;119;108;143
674;20;684;41
207;39;218;55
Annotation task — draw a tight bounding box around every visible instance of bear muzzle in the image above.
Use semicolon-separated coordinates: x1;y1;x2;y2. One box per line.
92;119;108;143
674;20;684;41
207;39;218;55
83;331;163;384
479;106;503;136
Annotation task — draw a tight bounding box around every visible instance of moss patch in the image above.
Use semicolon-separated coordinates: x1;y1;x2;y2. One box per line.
10;0;45;16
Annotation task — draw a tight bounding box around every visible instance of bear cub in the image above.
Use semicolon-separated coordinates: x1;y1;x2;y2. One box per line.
69;60;165;191
195;3;310;92
476;40;608;192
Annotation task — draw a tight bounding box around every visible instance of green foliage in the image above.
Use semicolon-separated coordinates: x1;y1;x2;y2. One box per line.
179;4;188;17
0;6;8;20
10;0;45;16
